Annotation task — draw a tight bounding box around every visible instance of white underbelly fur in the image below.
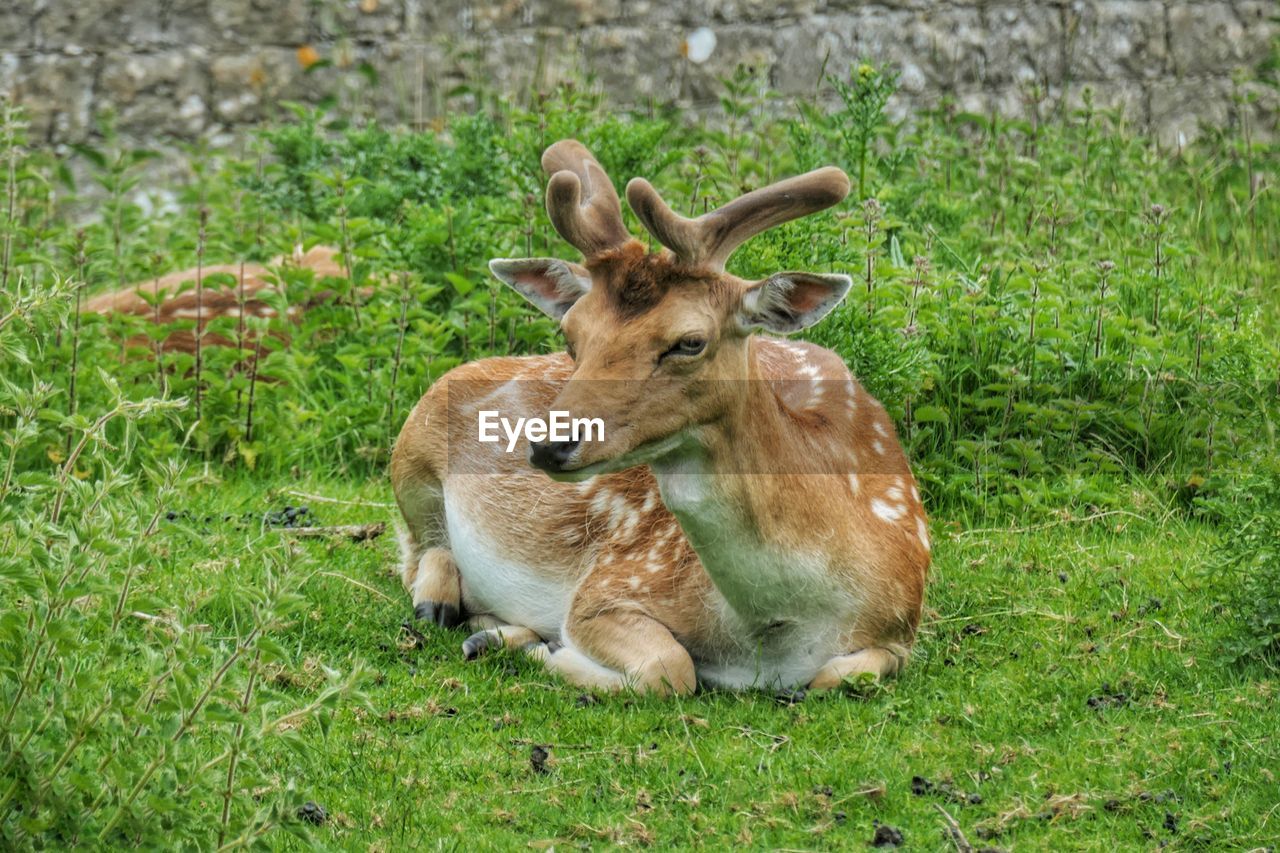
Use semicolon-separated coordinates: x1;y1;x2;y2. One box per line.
444;487;570;640
694;605;845;690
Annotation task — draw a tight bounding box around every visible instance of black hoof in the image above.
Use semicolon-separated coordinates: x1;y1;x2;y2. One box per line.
462;630;493;661
545;641;563;654
414;600;462;628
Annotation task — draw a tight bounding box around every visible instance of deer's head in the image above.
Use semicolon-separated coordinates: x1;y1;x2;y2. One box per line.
490;140;852;479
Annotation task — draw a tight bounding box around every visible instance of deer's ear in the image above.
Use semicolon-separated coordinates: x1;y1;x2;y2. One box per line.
738;272;852;333
489;258;592;320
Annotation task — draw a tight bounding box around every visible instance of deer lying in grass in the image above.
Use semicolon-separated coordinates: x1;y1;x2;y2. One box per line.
391;140;930;694
84;245;348;356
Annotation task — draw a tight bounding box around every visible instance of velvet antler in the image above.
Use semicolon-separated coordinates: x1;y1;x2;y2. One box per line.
626;167;851;270
542;140;631;259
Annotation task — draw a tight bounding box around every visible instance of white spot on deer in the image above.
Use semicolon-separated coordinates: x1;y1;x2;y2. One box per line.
619;509;641;539
872;439;885;455
600;552;615;566
916;516;931;551
886;485;904;502
873;421;888;437
590;491;612;516
871;499;905;523
911;484;920;503
847;473;860;495
605;495;632;531
646;560;662;573
258;306;278;318
628;575;641;590
642;493;657;513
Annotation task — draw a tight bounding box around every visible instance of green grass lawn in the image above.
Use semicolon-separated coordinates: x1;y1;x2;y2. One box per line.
152;475;1278;850
4;61;1278;849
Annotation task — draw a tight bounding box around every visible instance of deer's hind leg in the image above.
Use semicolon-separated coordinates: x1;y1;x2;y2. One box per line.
394;481;464;629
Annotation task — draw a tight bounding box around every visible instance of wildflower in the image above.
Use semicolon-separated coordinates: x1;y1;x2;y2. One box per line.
296;44;321;70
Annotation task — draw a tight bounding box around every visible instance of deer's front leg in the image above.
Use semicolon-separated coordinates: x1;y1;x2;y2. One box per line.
403;546;464;628
534;599;696;696
460;615;544;660
808;644;908;690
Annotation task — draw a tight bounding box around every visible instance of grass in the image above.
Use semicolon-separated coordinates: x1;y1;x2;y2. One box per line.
3;58;1279;847
153;474;1277;849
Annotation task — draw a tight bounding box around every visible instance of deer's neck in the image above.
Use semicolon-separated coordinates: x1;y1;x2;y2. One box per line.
649;345;830;620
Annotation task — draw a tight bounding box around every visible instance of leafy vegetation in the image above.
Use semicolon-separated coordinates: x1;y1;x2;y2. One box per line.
1201;460;1280;668
1;60;1277;847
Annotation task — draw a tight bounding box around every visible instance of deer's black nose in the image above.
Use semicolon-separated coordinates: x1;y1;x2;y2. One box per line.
529;438;580;472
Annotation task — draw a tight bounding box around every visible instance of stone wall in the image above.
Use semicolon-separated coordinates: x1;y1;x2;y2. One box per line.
2;1;1276;152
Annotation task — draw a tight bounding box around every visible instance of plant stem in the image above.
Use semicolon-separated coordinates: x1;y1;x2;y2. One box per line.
335;176;360;328
245;339;261;443
65;232;88;458
194;208;207;424
388;275;411;446
218;649;261;846
1;103;18;296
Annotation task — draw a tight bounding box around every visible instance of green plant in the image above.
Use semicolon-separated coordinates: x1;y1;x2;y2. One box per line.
1200;459;1280;669
827;62;899;200
0;103;365;848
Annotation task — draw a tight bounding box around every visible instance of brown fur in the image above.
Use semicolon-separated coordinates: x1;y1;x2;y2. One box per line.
587;241;723;318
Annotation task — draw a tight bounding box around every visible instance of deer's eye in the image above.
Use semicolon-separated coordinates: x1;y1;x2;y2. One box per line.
660;337;707;361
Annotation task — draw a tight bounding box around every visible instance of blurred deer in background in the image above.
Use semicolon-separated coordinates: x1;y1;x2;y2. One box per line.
391;140;930;695
84;245;350;357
